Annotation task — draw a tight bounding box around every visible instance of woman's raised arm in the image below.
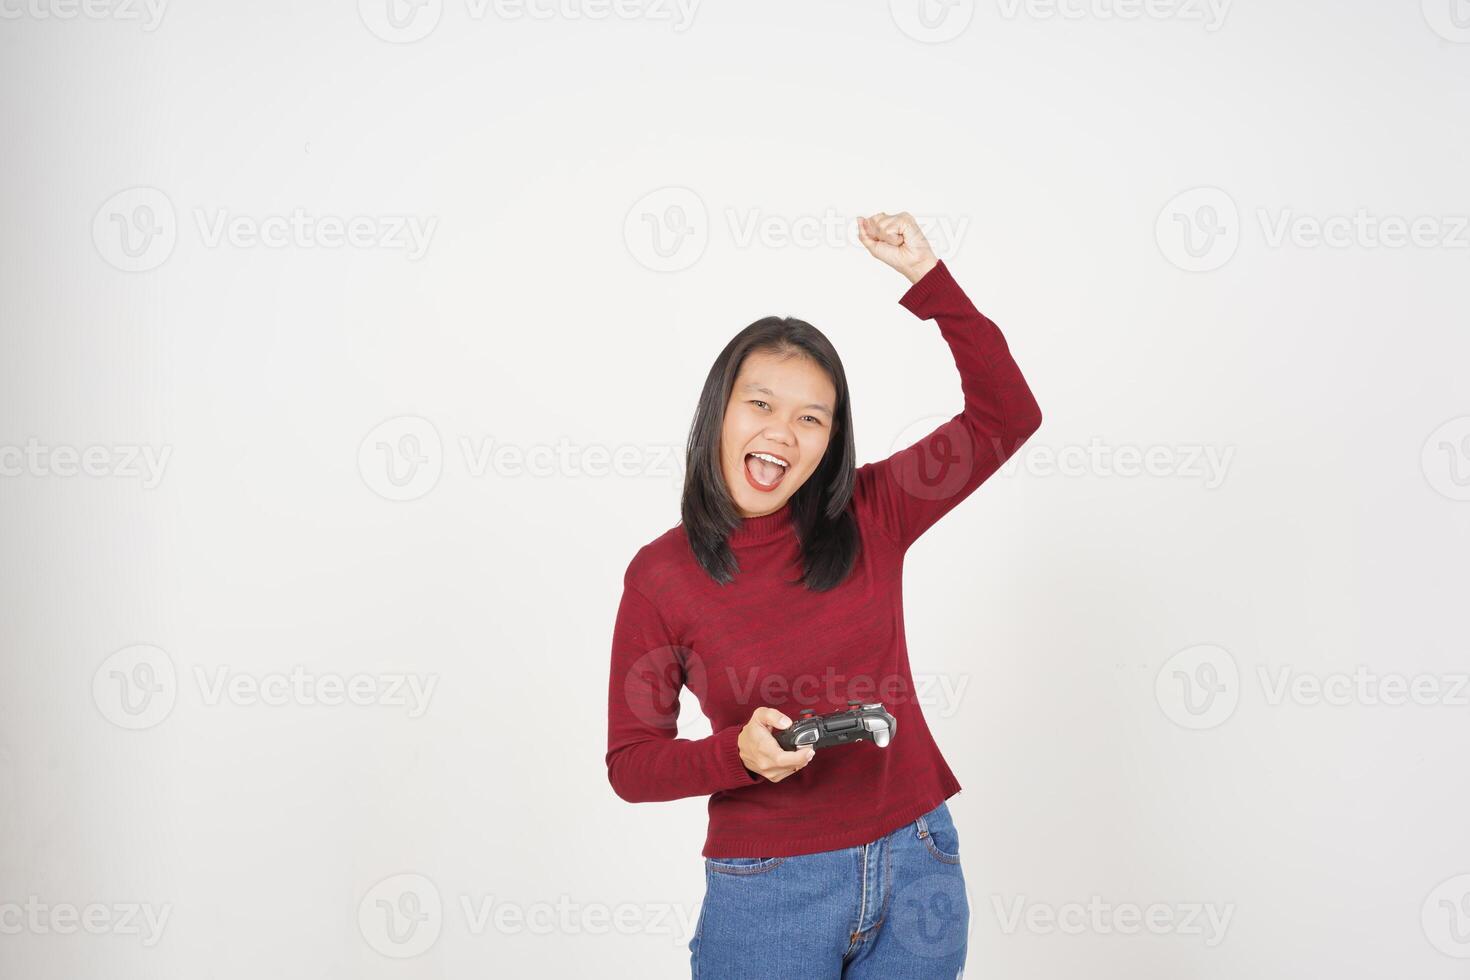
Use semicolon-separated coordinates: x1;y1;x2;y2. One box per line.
852;212;1043;551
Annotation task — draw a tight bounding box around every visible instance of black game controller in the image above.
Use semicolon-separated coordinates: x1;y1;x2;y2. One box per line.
774;700;897;751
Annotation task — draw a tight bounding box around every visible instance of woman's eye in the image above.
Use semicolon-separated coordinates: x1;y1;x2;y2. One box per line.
752;401;820;425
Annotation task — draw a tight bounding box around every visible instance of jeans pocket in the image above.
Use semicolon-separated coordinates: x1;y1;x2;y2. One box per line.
916;802;961;864
705;855;787;875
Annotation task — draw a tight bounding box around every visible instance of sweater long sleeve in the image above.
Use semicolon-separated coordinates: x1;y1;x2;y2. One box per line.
855;259;1043;552
604;580;763;804
604;259;1044;858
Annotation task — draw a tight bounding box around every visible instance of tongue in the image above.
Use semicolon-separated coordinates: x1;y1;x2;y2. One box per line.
748;455;782;485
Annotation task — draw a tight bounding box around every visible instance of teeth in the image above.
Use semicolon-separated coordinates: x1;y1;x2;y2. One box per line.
750;452;788;468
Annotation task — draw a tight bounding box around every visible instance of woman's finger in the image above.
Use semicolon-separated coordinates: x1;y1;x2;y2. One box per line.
858;218;891;256
872;214;905;246
773;746;814;768
859;216;895;250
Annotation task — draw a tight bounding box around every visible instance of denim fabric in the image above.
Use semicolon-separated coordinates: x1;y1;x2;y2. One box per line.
688;801;969;978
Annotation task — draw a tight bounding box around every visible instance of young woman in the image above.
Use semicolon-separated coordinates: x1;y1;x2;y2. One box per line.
605;211;1043;978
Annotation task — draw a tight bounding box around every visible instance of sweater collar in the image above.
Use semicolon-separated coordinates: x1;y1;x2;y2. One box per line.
728;502;794;545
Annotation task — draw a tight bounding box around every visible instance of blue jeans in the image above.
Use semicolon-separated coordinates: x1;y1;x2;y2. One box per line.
689;801;969;978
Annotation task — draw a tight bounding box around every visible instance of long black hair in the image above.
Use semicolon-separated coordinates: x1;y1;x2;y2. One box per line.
680;315;860;591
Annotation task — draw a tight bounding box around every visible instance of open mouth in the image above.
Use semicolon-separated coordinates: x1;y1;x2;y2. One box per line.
744;451;789;492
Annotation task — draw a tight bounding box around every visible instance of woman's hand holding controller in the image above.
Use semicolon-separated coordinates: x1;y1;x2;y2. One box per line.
738;707;815;783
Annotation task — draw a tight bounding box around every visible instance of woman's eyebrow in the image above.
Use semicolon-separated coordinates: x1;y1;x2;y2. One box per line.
740;382;833;416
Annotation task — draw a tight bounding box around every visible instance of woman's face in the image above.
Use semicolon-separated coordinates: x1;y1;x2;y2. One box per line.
720;350;837;519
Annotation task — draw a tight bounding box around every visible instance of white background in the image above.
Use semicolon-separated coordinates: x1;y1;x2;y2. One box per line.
2;1;1469;977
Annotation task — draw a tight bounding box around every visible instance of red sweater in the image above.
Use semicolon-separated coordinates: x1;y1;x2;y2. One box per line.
604;260;1043;858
